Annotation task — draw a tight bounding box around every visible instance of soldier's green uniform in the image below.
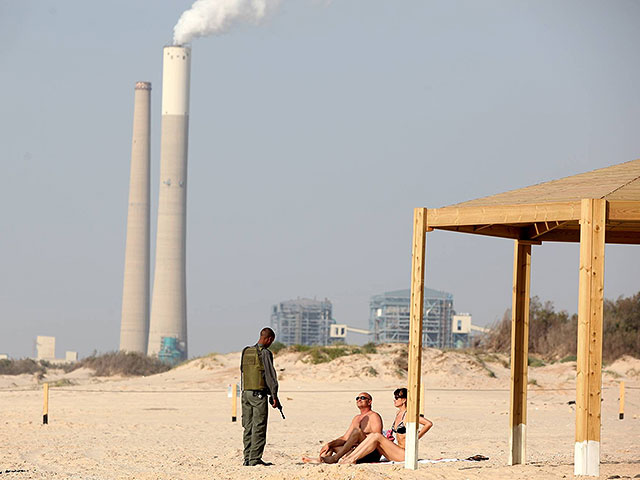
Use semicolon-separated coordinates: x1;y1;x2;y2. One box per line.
240;343;279;466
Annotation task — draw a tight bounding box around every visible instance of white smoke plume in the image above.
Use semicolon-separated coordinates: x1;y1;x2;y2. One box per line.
173;0;282;45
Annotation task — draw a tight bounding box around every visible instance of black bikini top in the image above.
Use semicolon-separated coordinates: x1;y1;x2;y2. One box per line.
392;411;407;435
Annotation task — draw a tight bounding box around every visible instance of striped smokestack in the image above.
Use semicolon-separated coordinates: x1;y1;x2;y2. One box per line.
119;81;151;353
148;46;191;359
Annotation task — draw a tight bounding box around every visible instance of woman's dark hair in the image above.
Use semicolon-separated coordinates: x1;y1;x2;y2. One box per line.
394;387;407;399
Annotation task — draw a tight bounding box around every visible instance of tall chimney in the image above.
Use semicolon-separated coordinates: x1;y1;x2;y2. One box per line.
119;81;151;353
148;46;191;359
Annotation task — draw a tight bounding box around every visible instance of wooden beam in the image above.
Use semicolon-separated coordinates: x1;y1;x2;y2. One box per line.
509;241;531;465
427;201;581;227
434;224;523;240
523;228;580;243
515;239;542;246
527;220;567;239
575;198;606;477
604;231;640;245
608;201;640;221
405;207;427;470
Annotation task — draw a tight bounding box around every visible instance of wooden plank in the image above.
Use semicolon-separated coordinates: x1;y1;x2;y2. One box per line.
608;201;640;221
405;207;427;470
509;241;531;465
427;201;581;227
575;198;606;477
587;199;605;444
445;160;640;208
527;229;581;243
434;224;544;243
576;200;592;450
436;221;639;245
434;224;523;240
528;221;567;239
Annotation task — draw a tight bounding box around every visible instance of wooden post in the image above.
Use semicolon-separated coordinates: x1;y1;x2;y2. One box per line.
419;375;425;417
509;240;531;465
232;383;238;422
619;382;625;420
575;198;606;477
405;207;427;470
43;383;49;425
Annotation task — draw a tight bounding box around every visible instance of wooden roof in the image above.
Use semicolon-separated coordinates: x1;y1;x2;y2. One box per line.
426;159;640;245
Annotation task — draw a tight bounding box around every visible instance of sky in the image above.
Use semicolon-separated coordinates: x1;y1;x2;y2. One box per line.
2;1;640;359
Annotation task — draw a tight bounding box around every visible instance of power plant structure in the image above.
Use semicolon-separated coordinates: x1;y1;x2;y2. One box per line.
369;288;454;348
271;298;336;346
119;81;151;354
147;45;191;360
119;46;192;362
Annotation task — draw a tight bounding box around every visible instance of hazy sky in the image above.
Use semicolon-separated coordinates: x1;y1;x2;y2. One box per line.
2;1;640;359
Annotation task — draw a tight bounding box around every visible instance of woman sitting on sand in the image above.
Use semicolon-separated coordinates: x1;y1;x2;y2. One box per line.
339;388;433;464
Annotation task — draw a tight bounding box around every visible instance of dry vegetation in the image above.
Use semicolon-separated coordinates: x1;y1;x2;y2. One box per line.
0;358;46;377
71;351;172;376
0;352;172;378
483;293;640;362
274;342;378;364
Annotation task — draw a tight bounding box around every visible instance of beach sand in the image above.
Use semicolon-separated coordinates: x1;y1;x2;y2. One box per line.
1;348;638;479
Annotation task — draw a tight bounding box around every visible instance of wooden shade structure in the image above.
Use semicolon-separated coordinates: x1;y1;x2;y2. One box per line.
405;159;640;475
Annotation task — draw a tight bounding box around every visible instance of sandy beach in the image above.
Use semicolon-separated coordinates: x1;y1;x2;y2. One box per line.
1;347;638;479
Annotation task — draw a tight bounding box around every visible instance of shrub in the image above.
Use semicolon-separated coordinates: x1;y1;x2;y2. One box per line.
297;344;369;364
560;355;576;363
69;351;172;377
364;366;378;377
528;356;545;367
0;358;45;376
603;293;640;362
269;342;286;355
48;378;77;387
290;344;311;353
482;293;640;362
362;342;378;354
394;350;408;374
304;346;350;364
483;297;576;360
473;353;497;378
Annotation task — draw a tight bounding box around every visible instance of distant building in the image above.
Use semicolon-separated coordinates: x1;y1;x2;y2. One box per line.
271;298;335;346
36;336;56;361
65;351;78;363
369;288;454;348
451;313;472;348
33;337;78;363
0;354;8;360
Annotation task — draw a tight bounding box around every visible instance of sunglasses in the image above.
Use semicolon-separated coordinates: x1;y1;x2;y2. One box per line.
394;395;406;400
355;396;371;401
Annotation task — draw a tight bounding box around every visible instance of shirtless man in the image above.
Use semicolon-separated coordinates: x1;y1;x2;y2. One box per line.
302;392;383;464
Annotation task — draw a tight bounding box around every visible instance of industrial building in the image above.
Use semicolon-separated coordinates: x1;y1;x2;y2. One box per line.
369;288;454;348
271;298;335;346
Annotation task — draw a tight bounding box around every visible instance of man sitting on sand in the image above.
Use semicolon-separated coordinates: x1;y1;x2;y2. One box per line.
302;392;383;464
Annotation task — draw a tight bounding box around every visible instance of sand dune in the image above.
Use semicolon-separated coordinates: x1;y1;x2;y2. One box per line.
1;347;638;479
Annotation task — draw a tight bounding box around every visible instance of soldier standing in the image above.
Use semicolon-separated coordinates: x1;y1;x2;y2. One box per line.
240;327;280;466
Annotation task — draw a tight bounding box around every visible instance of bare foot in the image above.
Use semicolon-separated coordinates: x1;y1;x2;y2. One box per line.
302;457;322;464
338;456;356;465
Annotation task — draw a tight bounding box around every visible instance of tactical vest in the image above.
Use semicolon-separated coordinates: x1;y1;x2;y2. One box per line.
241;345;266;390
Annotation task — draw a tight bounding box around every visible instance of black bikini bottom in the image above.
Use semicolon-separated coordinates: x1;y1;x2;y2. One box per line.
356;450;382;464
